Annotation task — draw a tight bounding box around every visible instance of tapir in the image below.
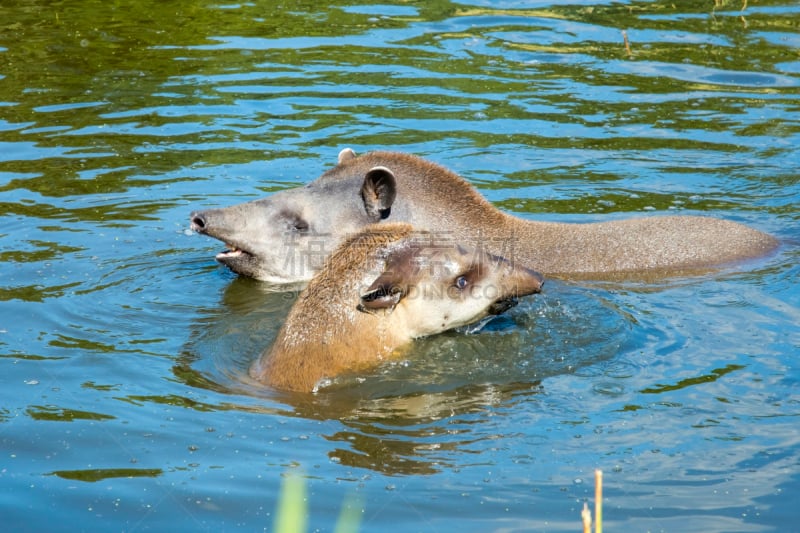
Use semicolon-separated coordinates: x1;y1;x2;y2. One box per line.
249;223;544;392
191;149;777;283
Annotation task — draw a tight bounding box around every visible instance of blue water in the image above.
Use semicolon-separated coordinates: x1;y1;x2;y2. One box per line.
1;1;798;531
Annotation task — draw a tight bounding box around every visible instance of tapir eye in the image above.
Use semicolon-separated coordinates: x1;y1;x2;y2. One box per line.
278;210;309;233
454;275;469;290
292;218;309;232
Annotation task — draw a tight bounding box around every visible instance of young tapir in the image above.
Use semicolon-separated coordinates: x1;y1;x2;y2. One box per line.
191;149;778;283
249;223;544;392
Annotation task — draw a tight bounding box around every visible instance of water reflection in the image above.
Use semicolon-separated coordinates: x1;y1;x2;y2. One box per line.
1;0;798;529
320;382;542;475
49;468;163;482
176;280;633;475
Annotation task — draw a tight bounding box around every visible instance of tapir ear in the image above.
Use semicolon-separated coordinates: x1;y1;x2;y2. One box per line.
357;246;418;313
338;148;357;164
361;166;397;221
358;277;405;314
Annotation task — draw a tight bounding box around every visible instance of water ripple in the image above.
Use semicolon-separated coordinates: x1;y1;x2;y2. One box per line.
0;0;798;530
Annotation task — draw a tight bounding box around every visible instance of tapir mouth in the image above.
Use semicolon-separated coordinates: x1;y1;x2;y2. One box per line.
190;211;254;262
488;297;518;315
216;242;254;262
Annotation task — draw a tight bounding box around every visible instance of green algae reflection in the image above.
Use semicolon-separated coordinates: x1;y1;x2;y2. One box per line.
49;468;163;482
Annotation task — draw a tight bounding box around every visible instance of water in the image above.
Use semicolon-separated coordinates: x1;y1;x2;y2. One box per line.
1;0;798;531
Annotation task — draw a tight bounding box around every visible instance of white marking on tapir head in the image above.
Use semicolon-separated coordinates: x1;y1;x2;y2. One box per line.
338;147;357;163
358;241;543;339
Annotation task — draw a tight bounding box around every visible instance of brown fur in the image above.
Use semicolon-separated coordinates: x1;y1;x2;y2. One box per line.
251;224;413;391
191;150;778;283
330;152;778;278
250;222;543;392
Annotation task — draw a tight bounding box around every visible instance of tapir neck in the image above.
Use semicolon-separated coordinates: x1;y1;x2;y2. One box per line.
356;151;778;278
251;228;414;392
255;307;403;392
440;211;776;278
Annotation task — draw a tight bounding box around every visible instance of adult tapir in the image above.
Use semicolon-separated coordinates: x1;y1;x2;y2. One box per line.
190;148;777;284
251;222;544;392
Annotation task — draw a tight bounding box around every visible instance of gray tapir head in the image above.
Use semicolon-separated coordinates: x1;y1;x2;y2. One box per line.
190;149;402;283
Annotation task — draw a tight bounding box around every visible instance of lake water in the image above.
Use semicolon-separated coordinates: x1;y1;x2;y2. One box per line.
1;0;798;531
